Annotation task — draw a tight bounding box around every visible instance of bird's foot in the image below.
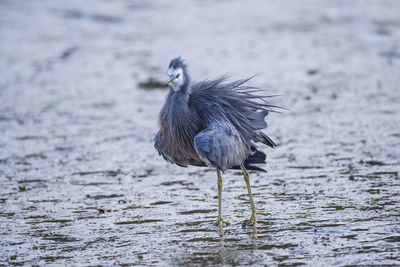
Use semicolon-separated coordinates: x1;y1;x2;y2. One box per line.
215;217;231;227
245;210;269;226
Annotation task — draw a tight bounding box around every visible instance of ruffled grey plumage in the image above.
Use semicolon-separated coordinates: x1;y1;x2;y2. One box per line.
154;57;276;171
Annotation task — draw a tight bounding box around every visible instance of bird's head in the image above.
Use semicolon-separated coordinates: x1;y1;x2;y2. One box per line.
167;57;189;92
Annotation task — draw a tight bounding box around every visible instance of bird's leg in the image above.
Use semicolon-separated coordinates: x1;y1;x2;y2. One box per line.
215;168;231;227
240;165;268;226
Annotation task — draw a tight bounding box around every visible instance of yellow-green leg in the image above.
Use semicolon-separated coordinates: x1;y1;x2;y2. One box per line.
215;168;231;227
240;165;268;226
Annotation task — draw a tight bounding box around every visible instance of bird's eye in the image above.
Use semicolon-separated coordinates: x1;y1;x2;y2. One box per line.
176;73;180;78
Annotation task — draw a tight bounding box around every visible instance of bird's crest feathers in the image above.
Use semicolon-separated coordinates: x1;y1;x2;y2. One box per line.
169;56;186;70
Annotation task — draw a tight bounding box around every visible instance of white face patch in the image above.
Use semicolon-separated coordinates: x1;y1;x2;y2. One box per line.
168;67;184;91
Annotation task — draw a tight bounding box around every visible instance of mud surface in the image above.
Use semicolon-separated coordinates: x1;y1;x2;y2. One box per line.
1;0;400;266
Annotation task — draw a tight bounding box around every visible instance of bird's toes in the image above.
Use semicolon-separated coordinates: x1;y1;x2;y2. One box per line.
247;218;257;226
243;210;269;227
255;210;270;216
215;218;231;227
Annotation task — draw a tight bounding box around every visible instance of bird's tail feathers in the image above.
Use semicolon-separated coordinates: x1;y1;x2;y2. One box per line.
231;150;267;172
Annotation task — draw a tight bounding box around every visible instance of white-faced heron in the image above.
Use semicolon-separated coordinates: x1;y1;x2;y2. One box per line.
154;57;277;227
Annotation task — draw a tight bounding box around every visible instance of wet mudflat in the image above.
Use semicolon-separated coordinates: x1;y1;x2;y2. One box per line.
1;0;400;265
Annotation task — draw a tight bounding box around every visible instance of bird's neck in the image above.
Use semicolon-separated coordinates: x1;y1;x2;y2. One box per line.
162;71;192;129
169;83;182;93
160;87;197;144
167;88;189;106
161;88;192;132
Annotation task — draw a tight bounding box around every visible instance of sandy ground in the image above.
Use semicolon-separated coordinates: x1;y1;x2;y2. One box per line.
1;0;400;265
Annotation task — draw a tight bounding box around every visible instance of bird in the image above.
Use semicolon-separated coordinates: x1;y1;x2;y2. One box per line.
154;57;277;227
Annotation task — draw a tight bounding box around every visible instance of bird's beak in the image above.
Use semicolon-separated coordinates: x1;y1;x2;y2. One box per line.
167;78;174;85
167;75;177;85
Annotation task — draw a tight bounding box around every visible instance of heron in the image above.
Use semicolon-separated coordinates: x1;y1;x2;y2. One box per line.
154;57;277;227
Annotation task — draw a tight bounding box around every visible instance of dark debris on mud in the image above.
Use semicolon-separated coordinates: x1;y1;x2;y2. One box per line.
138;78;168;90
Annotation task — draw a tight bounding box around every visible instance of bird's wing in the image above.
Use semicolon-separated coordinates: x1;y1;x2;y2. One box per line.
194;124;248;171
189;76;277;149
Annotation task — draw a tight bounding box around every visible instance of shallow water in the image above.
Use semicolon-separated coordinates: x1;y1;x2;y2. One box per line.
1;0;400;265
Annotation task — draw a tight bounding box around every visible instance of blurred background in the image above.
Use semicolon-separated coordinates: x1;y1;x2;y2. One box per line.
1;0;399;265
